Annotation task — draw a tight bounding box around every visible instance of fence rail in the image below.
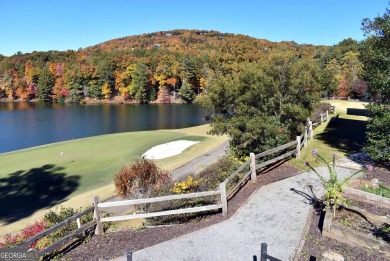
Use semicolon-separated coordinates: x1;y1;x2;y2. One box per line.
254;140;297;160
227;170;252;197
101;205;223;222
18;206;94;248
223;159;250;184
93;185;227;235
255;149;297;170
17;195;115;256
39;220;97;256
98;190;221;208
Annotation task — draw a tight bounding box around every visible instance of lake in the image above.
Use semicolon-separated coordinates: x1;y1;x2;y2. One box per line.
0;102;208;154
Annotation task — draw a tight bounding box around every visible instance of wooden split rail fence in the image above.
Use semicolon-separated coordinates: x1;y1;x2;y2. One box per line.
16;196;115;257
17;110;330;256
93;188;227;235
92;110;330;235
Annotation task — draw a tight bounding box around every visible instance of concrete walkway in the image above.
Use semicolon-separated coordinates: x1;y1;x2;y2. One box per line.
113;161;361;261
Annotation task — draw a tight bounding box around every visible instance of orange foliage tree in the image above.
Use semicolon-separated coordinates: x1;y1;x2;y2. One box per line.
114;158;171;201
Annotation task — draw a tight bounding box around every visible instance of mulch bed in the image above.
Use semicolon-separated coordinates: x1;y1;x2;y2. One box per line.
60;161;301;260
296;164;390;261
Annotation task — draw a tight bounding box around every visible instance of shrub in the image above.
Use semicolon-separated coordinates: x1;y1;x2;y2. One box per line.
0;206;95;259
114;157;171;200
171;176;200;194
196;155;243;191
36;207;79;249
0;221;48;248
364;104;390;163
311;102;332;120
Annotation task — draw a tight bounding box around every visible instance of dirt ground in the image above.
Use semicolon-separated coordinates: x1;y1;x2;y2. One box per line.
60;161;301;261
296;164;390;261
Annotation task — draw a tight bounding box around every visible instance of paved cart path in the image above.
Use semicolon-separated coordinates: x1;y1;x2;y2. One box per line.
171;140;229;180
103;141;229;215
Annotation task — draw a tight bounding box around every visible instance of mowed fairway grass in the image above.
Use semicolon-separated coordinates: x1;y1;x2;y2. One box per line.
0;124;228;237
290;100;368;169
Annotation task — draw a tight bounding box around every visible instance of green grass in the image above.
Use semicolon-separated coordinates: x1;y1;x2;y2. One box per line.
290;100;368;169
0;124;228;237
360;184;390;199
1;131;185;195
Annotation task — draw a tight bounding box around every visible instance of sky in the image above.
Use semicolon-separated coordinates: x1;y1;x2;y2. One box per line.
0;0;388;56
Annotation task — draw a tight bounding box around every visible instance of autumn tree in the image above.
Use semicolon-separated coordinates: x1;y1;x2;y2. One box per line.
0;72;14;99
115;70;130;99
361;6;390;162
339;51;364;98
96;57;116;99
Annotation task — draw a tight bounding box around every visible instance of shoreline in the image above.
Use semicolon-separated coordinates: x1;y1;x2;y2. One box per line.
0;124;212;156
0;95;187;105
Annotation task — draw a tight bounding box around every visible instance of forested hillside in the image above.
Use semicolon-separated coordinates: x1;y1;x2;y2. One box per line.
0;29;365;103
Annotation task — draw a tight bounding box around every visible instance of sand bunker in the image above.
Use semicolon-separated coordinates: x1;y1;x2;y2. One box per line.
142;140;199;160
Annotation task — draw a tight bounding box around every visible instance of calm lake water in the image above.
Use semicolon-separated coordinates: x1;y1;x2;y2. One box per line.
0;102;208;154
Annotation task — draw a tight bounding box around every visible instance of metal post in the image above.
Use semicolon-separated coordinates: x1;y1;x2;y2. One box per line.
127;251;132;261
250;152;257;183
296;136;301;159
260;243;267;261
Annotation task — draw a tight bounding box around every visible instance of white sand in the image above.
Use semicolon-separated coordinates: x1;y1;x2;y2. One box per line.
142;140;200;160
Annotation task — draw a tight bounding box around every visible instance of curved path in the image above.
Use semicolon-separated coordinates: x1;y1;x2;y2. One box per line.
113;160;361;261
171;140;229;180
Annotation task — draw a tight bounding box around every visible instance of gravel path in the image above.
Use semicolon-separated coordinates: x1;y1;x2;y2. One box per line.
113;161;360;261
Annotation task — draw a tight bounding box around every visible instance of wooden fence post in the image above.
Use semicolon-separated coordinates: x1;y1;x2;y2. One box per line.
76;218;81;229
93;196;103;235
296;136;301;159
220;182;228;216
309;119;313;139
326;110;329;121
250;152;256;183
320;113;324;125
303;127;308;147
